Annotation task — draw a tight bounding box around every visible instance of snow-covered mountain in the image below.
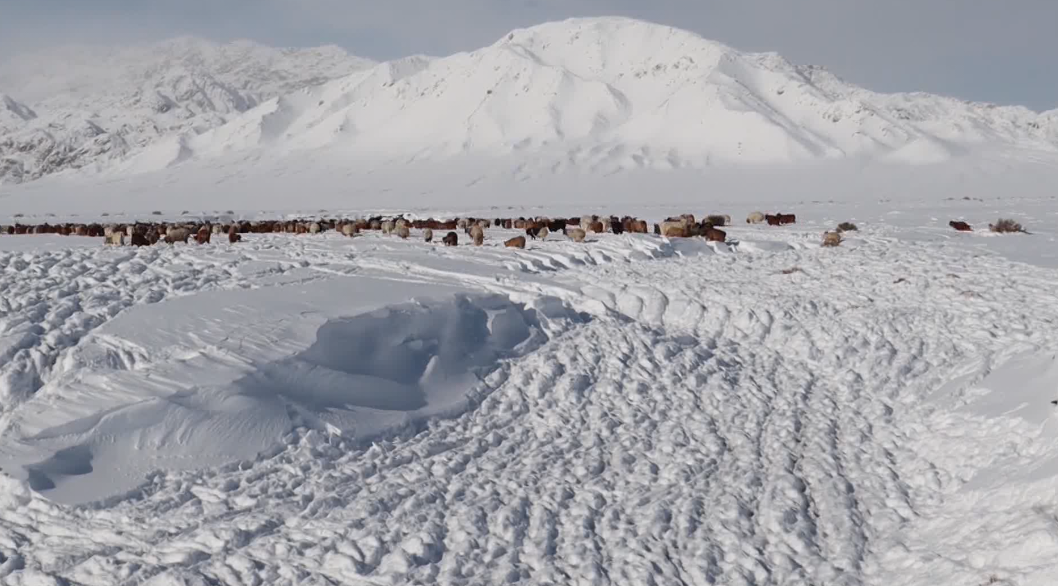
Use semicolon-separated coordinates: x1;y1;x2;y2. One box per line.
3;17;1058;186
0;37;375;184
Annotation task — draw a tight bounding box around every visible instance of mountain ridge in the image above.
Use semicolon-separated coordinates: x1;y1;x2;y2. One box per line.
2;16;1057;185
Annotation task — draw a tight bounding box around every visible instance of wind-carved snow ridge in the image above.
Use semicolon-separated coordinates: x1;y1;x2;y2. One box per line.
8;293;589;501
3;223;1058;585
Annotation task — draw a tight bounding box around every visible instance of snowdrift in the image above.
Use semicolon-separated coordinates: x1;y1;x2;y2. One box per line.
0;275;587;504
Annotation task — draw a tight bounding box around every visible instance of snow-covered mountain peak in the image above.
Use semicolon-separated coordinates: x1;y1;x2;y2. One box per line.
3;17;1057;186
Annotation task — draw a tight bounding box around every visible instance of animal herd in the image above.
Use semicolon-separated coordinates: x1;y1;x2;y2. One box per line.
0;209;907;251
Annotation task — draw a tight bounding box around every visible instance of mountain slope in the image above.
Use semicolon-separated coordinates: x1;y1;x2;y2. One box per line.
4;17;1058;186
130;17;1058;178
0;37;375;184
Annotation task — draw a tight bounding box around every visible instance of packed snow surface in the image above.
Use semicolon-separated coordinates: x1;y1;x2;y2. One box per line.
2;199;1058;586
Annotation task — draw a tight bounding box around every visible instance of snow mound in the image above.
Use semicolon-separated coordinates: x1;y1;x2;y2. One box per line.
2;286;589;504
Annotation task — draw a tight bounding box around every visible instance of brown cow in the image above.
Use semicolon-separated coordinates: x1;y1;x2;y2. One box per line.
443;231;458;246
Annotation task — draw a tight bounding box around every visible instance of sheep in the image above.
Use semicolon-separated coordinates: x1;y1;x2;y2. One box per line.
341;223;358;237
443;231;458;246
105;231;125;245
836;222;858;232
396;225;410;239
949;220;973;232
505;236;527;249
525;225;544;239
747;211;765;224
309;222;321;234
822;231;842;247
424;228;434;243
165;227;191;244
566;227;587;242
660;221;687;238
705;215;728;227
469;224;484;244
589;221;605;234
195;227;211;244
381;220;395;235
537;226;549;240
228;226;242;243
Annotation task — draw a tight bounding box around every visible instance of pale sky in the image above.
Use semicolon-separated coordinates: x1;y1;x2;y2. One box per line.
1;0;1055;111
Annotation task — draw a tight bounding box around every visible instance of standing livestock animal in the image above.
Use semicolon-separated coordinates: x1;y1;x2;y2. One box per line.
105;231;125;245
469;224;485;245
381;220;395;235
660;221;688;238
130;232;150;247
228;226;242;243
504;236;526;249
342;223;358;237
566;227;587;242
443;231;458;246
424;228;434;243
165;228;191;244
610;220;625;235
195;227;211;244
396;225;410;239
705;215;728;227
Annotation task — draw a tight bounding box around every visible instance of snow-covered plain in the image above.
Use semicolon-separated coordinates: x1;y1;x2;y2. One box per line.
1;204;1058;586
3;14;1058;586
